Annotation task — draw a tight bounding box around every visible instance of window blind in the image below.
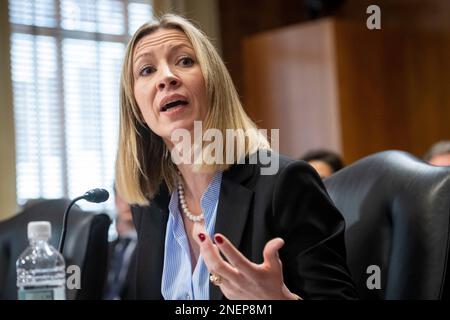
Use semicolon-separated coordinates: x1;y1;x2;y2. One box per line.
9;0;153;212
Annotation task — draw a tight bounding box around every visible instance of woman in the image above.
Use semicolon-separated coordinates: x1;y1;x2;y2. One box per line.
300;149;344;179
115;14;357;300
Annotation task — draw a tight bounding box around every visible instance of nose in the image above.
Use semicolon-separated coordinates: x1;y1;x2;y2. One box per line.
157;67;180;91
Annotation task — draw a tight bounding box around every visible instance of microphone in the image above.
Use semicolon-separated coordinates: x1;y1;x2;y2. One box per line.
82;188;110;203
58;188;110;254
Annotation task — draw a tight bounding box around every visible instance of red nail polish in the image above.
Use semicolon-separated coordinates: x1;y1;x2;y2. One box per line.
198;233;206;242
214;235;223;244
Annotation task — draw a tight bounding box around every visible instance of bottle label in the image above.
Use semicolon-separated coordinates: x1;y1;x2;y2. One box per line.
18;287;66;300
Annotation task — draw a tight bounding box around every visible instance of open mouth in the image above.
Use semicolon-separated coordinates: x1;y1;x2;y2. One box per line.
161;100;188;112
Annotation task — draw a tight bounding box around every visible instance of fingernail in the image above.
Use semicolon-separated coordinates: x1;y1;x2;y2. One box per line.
198;233;206;242
214;235;223;244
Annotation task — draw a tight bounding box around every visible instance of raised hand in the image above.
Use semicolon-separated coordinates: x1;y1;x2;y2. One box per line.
193;224;301;300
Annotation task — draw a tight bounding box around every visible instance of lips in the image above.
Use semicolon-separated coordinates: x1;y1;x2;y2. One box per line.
160;94;189;112
161;100;188;112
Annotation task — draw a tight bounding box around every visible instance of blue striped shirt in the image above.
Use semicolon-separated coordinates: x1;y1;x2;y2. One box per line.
161;171;222;300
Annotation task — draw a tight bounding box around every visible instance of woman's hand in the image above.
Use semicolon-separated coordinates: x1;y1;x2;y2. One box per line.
193;224;301;300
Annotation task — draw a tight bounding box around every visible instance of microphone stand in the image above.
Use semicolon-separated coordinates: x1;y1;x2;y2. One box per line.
57;188;109;254
58;196;84;254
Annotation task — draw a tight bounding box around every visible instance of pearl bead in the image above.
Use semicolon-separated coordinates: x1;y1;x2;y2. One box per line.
178;181;204;223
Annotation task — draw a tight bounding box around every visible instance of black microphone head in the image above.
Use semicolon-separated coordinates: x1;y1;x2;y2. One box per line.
83;188;110;203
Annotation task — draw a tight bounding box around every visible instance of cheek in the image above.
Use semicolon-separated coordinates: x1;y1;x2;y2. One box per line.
133;84;144;109
193;77;208;110
134;82;157;119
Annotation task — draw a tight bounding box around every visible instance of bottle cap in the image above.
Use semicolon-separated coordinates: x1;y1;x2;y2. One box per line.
27;221;51;240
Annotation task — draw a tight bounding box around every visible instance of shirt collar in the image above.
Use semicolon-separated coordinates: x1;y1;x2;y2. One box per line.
168;171;223;222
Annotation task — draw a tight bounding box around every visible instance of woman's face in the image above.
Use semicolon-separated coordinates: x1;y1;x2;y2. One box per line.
132;28;208;143
308;160;333;179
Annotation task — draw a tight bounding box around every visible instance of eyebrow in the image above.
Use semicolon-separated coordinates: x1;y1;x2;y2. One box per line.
133;43;194;66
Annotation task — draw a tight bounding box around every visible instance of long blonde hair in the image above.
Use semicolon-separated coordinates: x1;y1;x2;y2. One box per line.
115;14;269;205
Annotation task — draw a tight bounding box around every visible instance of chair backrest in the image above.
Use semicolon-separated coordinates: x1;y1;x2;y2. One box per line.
0;199;111;300
324;150;450;299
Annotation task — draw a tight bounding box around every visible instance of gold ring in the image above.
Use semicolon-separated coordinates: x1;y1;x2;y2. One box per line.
209;273;223;286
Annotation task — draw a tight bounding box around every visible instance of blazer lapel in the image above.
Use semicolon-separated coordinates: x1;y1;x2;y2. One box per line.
137;185;170;299
209;164;255;300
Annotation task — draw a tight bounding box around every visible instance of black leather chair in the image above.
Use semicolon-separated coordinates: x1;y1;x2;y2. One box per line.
0;199;111;300
324;150;450;299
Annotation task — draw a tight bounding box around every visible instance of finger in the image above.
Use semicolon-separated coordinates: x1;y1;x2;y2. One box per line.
213;233;254;276
262;238;285;270
194;230;239;282
192;221;207;243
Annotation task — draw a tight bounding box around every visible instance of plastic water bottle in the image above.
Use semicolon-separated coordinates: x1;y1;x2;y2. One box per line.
16;221;66;300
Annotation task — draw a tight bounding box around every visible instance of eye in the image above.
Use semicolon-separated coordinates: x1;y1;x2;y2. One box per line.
177;56;194;67
139;65;156;77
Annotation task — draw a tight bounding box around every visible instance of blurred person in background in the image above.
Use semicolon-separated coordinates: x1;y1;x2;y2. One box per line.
103;191;137;300
300;149;344;179
423;140;450;166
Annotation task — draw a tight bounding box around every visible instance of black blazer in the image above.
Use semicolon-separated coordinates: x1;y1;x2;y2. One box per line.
130;154;358;299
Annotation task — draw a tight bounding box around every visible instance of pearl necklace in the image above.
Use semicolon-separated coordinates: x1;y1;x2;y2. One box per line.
177;181;204;222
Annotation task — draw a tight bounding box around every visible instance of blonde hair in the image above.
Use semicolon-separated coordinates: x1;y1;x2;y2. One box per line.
115;14;269;205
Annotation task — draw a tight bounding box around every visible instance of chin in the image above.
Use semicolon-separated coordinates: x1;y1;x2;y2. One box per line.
173;118;198;132
159;122;191;142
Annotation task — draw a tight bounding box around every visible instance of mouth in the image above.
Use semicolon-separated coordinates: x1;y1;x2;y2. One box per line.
160;100;189;112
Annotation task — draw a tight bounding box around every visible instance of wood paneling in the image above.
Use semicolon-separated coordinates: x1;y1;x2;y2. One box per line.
403;30;450;156
218;0;309;96
242;17;450;163
243;19;341;158
336;0;450;32
334;20;450;160
0;0;18;219
219;0;450;101
333;20;411;162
